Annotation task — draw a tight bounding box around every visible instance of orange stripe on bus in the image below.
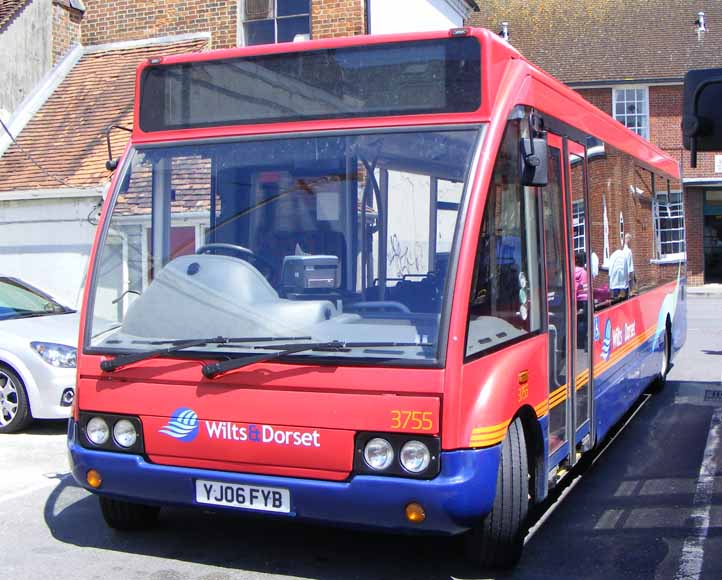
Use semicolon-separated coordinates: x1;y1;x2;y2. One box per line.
468;325;658;447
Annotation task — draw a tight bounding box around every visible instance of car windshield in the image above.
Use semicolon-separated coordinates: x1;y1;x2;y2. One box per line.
0;277;70;321
87;127;483;364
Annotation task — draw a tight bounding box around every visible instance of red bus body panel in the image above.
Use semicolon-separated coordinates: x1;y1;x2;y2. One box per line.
72;28;683;500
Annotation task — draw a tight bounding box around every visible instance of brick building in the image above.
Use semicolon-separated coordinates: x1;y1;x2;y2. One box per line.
468;2;722;285
0;0;477;305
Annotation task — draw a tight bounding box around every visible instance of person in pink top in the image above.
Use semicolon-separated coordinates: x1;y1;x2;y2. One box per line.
574;252;589;301
575;252;589;350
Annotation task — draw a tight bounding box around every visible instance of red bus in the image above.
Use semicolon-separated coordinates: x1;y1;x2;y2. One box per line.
69;28;686;569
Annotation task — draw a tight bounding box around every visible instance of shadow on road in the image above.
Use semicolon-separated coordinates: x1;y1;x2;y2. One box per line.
43;475;481;580
9;419;69;436
41;380;722;580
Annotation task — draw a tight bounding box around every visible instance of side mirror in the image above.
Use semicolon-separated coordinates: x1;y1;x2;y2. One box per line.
682;67;722;167
520;137;548;186
105;124;132;172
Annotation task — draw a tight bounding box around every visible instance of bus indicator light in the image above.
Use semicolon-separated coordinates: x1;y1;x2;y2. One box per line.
449;27;470;37
86;469;102;489
518;371;530;402
405;502;426;523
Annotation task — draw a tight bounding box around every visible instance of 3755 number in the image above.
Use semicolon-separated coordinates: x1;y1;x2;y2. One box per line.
390;410;433;431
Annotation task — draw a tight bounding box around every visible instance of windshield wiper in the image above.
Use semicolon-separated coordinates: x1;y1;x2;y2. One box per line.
202;341;434;379
99;335;312;372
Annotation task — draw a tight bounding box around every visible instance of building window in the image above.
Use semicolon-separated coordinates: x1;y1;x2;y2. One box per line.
572;200;585;253
654;188;686;260
241;0;310;46
613;86;649;139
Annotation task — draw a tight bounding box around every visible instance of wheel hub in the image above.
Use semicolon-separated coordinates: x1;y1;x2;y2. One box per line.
0;372;19;424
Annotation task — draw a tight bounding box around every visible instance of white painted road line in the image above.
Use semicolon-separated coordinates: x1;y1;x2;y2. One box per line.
674;407;722;580
0;473;71;505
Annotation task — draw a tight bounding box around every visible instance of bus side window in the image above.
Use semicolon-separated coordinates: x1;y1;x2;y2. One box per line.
466;120;541;358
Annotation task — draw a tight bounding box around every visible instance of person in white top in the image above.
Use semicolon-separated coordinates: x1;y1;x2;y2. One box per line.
622;233;634;289
608;233;634;300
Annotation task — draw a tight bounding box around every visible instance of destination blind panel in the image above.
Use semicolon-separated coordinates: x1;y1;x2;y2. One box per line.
139;37;481;131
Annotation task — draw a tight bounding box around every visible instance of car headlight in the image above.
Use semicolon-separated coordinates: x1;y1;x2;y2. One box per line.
31;342;77;368
113;419;138;448
363;437;394;471
86;417;110;445
400;440;431;473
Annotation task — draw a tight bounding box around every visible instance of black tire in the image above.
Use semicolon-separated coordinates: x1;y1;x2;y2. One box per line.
652;324;671;392
464;417;529;569
0;364;32;434
99;496;160;531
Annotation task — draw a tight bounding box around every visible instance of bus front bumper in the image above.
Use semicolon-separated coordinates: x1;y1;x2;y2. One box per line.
67;421;500;535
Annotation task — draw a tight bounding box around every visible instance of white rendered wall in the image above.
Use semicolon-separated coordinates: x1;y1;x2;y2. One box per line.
0;0;52;121
0;195;101;308
369;0;466;35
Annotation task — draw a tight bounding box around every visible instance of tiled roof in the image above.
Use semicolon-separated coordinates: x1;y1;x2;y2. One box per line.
468;1;722;84
0;0;28;30
0;36;208;193
115;155;212;216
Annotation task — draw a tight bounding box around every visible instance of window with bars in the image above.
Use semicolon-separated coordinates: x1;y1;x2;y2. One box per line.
653;189;686;260
242;0;310;46
572;199;585;253
613;87;649;139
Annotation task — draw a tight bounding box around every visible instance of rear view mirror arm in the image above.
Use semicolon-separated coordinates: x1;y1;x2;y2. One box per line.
105;124;133;171
684;75;722;168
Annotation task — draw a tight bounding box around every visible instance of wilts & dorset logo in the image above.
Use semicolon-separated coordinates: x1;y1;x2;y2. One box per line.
159;408;321;447
601;319;612;361
159;407;200;442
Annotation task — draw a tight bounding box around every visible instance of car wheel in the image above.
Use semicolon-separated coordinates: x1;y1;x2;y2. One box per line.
0;365;32;433
463;417;529;569
99;496;160;530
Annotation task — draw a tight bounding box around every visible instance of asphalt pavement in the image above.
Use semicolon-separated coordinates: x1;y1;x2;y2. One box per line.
1;295;721;580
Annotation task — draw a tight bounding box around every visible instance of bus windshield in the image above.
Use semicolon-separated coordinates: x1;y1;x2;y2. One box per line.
87;127;482;364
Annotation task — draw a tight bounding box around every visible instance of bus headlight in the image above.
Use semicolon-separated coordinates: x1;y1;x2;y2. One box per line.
86;417;110;445
79;412;144;453
400;440;431;473
363;437;394;470
113;419;138;448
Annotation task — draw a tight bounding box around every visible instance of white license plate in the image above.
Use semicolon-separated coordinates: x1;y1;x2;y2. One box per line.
195;479;291;513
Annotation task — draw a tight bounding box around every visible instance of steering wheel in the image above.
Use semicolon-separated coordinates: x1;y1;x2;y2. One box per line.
196;243;274;280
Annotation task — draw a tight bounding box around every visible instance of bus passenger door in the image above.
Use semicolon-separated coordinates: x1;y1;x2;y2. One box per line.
567;140;592;449
541;134;572;464
542;135;591;471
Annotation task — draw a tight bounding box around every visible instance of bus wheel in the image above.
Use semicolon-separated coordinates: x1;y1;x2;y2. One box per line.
99;496;160;531
463;417;529;569
0;365;32;434
652;324;672;392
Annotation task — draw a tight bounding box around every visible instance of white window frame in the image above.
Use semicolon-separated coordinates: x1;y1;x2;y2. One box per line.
237;0;311;46
133;217;209;290
613;85;650;140
572;199;586;254
652;188;686;263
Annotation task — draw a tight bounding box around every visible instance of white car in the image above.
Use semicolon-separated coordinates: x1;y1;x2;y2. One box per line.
0;277;79;433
